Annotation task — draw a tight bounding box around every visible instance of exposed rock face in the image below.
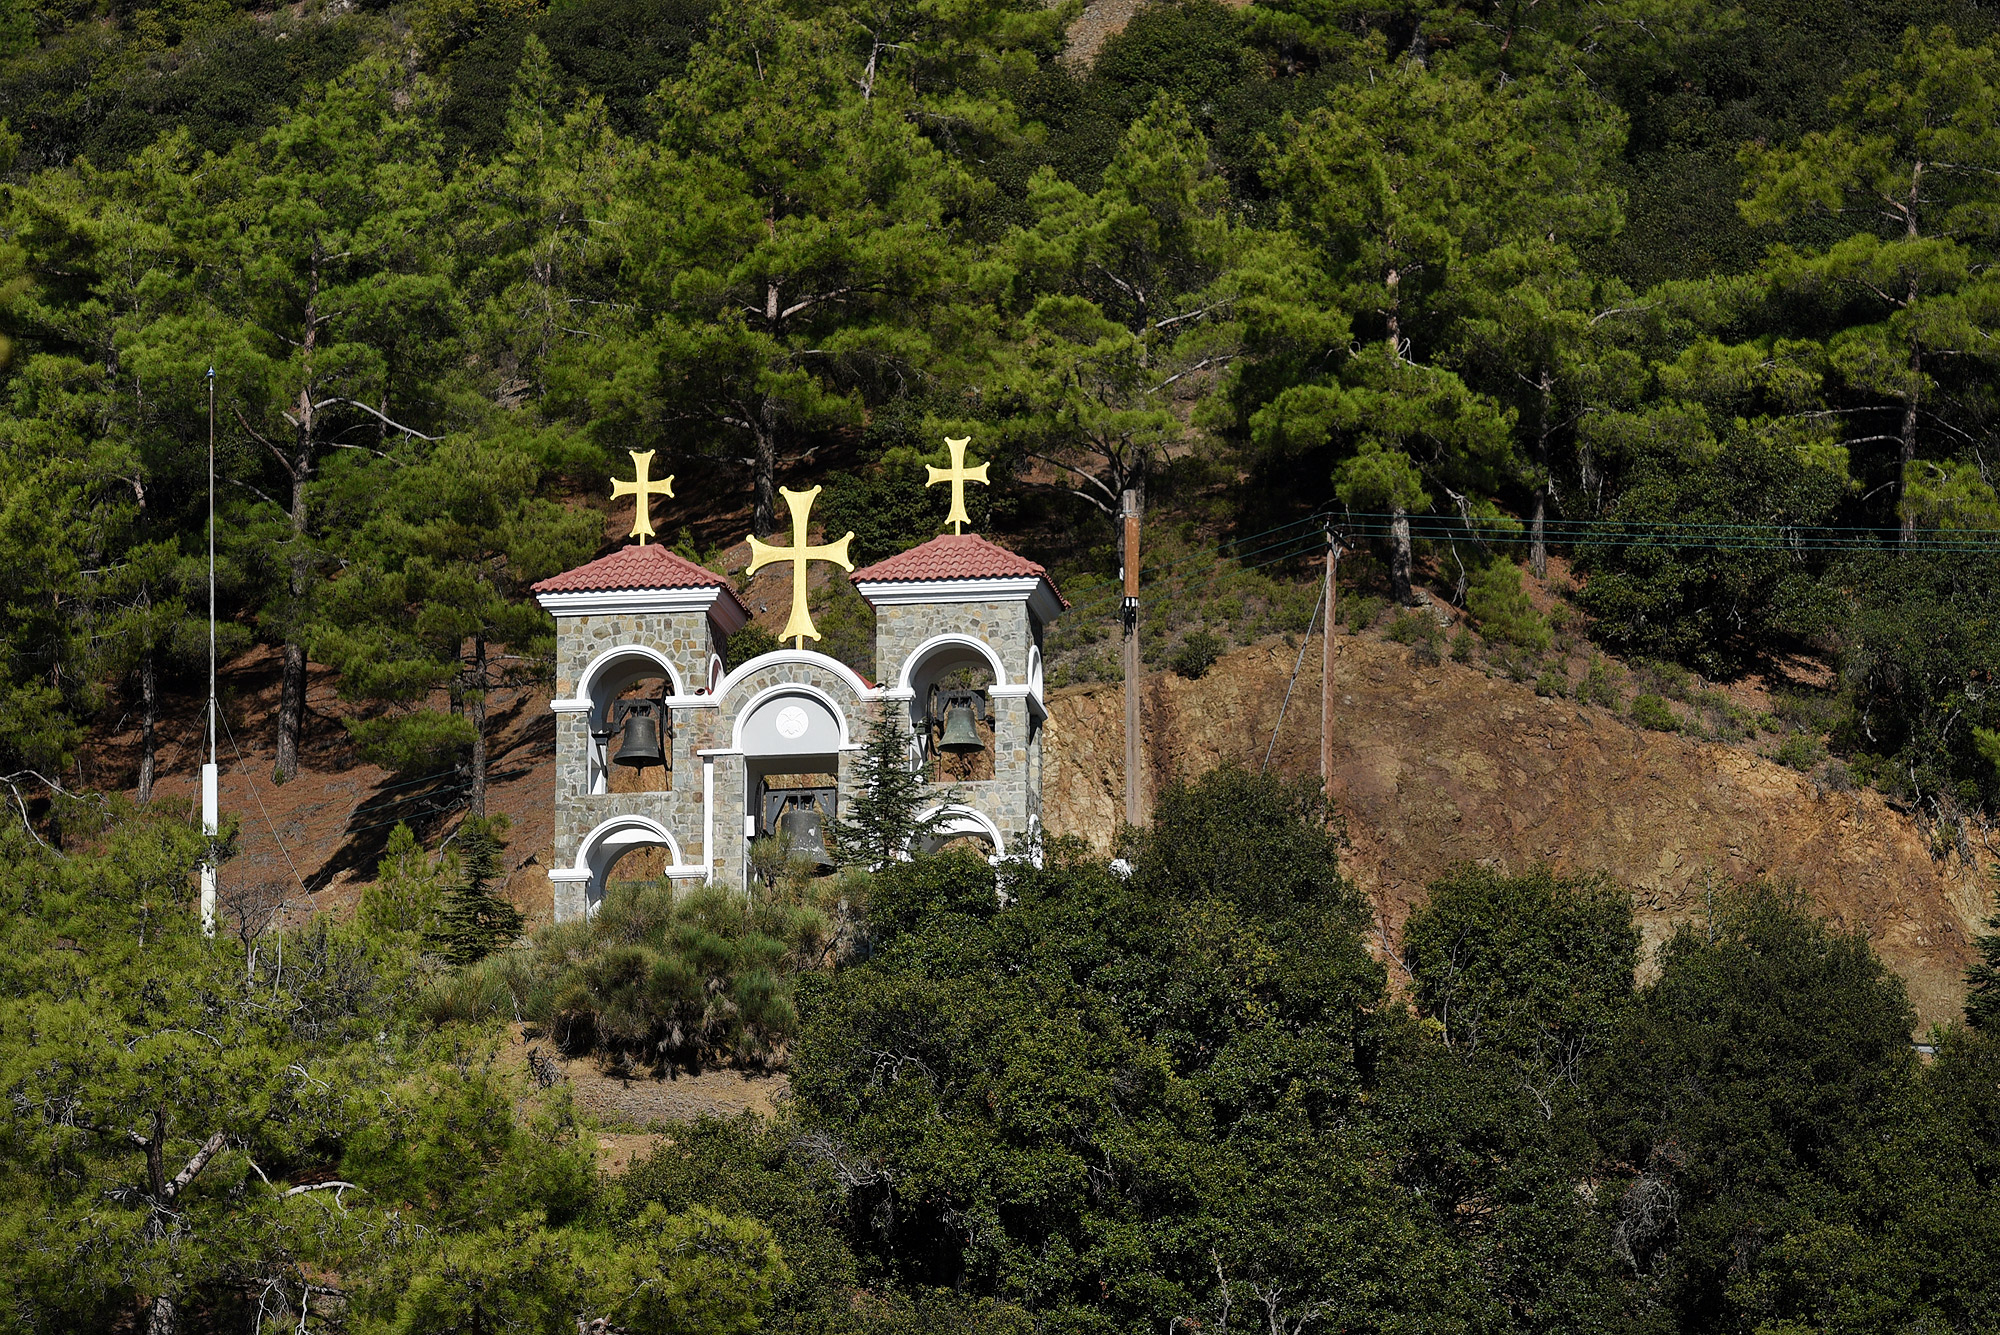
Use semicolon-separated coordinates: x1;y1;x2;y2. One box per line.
1043;635;1989;1029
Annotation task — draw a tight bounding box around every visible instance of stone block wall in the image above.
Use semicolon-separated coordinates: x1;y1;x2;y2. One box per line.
874;600;1039;689
553;609;717;699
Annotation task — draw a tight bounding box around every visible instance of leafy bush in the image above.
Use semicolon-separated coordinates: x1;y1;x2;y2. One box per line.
1385;610;1443;664
1581;654;1624;709
434;883;829;1072
1343;594;1387;633
1629;693;1681;733
1466;562;1552;652
1534;667;1568;699
1773;733;1824;771
725;625;782;668
1170;629;1225;679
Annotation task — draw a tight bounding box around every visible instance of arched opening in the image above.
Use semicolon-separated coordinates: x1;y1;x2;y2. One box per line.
898;636;1005;783
568;815;696;912
734;686;853;879
578;647;681;795
911;804;1006;862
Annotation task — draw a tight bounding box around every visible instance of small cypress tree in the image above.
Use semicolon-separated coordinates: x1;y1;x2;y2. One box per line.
1967;875;2000;1030
425;815;525;966
838;706;950;868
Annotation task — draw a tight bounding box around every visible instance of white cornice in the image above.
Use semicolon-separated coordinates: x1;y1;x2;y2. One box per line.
550;694;719;714
854;576;1064;623
537;584;749;633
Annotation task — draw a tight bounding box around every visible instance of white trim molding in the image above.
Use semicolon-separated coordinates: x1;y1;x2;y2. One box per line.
711;648;879;707
569;641;686;704
854;575;1064;625
537;583;749;633
893;632;1011;692
561;813;709;912
912;803;1008;863
728;680;859;752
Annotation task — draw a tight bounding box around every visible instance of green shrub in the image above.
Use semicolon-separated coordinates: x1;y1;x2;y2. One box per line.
1630;693;1681;733
1774;733;1825;771
436;882;832;1072
1535;667;1569;699
1640;659;1694;702
1344;594;1387;633
1384;610;1443;665
726;624;782;667
1451;629;1474;662
1466;562;1553;652
1170;629;1225;679
1581;654;1624;709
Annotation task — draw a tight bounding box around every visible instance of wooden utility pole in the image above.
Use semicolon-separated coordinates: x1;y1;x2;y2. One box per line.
1320;529;1339;800
1122;490;1142;827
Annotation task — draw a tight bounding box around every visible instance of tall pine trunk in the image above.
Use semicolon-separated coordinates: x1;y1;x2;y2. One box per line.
275;457;310;782
137;647;157;803
1898;173;1923;549
1530;364;1553;580
1390;505;1415;605
1898;335;1921;548
469;634;488;817
753;395;779;536
275;250;320;781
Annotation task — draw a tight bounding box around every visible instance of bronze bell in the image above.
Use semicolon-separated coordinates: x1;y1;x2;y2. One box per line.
939;699;983;753
611;701;666;768
779;797;831;868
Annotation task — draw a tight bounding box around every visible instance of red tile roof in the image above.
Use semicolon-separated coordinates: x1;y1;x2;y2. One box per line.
850;533;1067;605
533;543;739;602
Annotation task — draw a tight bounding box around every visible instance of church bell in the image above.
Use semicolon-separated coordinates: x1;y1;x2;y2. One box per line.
608;699;668;769
930;686;989;755
939;699;983;752
779;798;831;867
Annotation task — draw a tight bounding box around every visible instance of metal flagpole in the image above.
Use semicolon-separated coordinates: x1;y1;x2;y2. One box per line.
200;366;218;937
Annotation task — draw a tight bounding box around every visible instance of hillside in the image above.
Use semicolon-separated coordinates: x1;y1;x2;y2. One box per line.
116;609;1988;1032
1047;633;1989;1029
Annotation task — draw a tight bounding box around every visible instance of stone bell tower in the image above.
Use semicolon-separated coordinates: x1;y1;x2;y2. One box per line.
850;533;1064;854
531;445;1061;921
532;544;750;922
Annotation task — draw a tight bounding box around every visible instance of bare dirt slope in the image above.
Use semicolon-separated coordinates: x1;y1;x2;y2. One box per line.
1044;634;1990;1029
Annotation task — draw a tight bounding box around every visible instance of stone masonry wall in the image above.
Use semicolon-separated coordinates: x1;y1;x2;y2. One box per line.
552;609;719;875
874;600;1043;852
875;600;1035;689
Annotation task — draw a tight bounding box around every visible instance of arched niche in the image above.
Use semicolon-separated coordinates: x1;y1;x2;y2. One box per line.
563;814;702;912
912;803;1006;864
733;685;853;843
895;634;1006;777
576;645;683;794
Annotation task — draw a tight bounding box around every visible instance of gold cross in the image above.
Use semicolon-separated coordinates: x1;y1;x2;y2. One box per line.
926;436;989;535
746;486;855;648
611;449;675;544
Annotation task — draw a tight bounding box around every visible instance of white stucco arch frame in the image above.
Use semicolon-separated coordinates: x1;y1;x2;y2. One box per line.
725;680;864;754
550;813;708;910
711;648;878;707
893;632;1010;693
572;642;688;705
913;803;1007;863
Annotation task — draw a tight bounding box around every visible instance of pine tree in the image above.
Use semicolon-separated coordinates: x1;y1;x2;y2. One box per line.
837;706;948;868
425;816;525;966
1967;875;2000;1031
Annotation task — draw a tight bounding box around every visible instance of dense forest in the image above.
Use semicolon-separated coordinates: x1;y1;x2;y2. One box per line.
7;0;2000;813
10;0;2000;1330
